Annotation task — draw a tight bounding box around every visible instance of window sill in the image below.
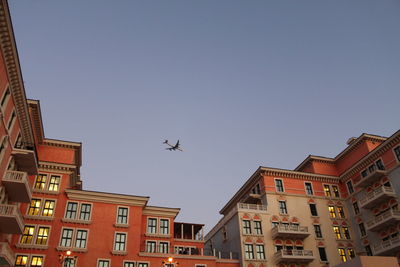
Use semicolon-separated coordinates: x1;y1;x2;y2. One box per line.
24;215;54;221
114;223;130;228
145;233;171;238
32;189;60;195
279;213;289;216
57;246;87;252
16;244;48;250
62;218;92;224
112;250;128;256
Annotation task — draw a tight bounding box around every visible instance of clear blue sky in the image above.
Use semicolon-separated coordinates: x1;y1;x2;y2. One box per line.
9;1;400;232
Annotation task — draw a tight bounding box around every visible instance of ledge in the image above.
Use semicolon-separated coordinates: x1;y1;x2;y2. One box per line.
24;215;54;221
114;223;129;228
145;233;171;238
61;218;92;225
112;250;128;256
15;244;48;250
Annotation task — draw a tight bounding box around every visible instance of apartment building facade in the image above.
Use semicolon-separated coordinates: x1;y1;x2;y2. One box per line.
205;131;400;267
0;1;240;266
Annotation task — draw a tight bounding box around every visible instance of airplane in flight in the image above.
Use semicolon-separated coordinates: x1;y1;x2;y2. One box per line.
163;140;183;151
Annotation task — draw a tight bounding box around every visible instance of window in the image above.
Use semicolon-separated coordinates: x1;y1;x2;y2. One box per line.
30;256;44;267
7;110;16;130
256;244;265;260
305;182;313;195
147;218;157;234
21;226;35;244
160;219;169;235
338;248;347;262
314;225;323;238
65;202;78;219
60;228;74;247
337;206;345;218
324;185;331;197
33;173;61;192
15;255;28;266
333;226;342;239
159;242;169;253
368;164;376;173
358;223;366;237
365;245;373;256
345;180;353;194
28;199;41;216
343;227;351;239
361;169;368;178
48;175;60;191
278;201;287;214
328;206;336;218
376;159;385;170
98;260;110;267
275;179;284;192
251;184;261;194
1;87;10;110
79;203;91;221
272;222;279;228
243;220;252;234
394;146;400;162
244;244;254;259
254;221;262;235
75;230;88;248
42;200;55;217
332;185;340;198
117;207;129;224
318;247;328;262
36;227;50;245
34;174;47;190
348;248;355;259
353;202;360;215
309;203;318;216
138;263;149;267
146;241;156;253
114;233;127;251
124;262;135;267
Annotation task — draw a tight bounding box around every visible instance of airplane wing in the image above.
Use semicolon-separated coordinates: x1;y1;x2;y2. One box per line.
174;140;180;148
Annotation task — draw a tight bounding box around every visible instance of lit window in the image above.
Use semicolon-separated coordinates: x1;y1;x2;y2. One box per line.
256;244;265;260
160;219;169;235
79;204;91;221
324;185;331;197
343;227;351;239
60;228;74;247
48;175;60;191
30;256;44;267
243;220;252;234
305;182;313;195
98;260;110;267
159;242;169;253
328;206;336;218
36;226;50;245
254;221;262;235
337;206;345;218
333;226;342;239
42;200;55;217
338;248;347;262
279;201;287;214
65;202;78;219
15;255;28;266
244;244;254;259
75;230;88;248
314;225;323;238
332;185;340;197
275;179;284;192
34;174;47;190
117;207;128;224
20;226;35;244
28;199;41;216
348;248;355;258
147;218;157;234
114;233;127;251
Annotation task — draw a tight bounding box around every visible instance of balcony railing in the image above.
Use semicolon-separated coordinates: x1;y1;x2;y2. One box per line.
360;186;396;209
271;225;310;239
366;209;400;232
0;204;24;234
274;249;314;263
12;142;38;175
237;203;267;212
355;169;386;188
2;170;32;203
0;242;14;266
139;245;238;259
373;236;400;256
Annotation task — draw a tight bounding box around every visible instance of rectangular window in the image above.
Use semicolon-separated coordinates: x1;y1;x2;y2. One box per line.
333;226;342;239
15;255;29;266
348;248;355;258
36;226;50;245
332;185;340;198
147;218;157;234
124;262;135;267
309;203;318;216
160;219;169;235
361;169;368;178
337;206;345;218
1;87;10;110
34;174;47;190
244;244;254;259
376;159;385;170
256;244;265;260
98;260;110;267
75;229;88;248
159;242;169;253
7;110;16;130
368;164;376;173
275;179;284;192
79;203;91;221
138;263;148;267
314;225;323;238
65;202;78;219
394;146;400;162
146;241;156;253
28;199;41;216
60;228;74;247
254;221;262;235
117;207;128;224
21;226;35;244
48;175;60;191
318;247;328;262
324;185;331;197
279;201;287;214
365;245;373;256
243;220;252;234
343;227;351;239
30;256;44;267
42;200;55;217
328;206;336;218
359;223;366;237
338;248;347;262
114;233;127;251
353;202;360;215
305;182;313;195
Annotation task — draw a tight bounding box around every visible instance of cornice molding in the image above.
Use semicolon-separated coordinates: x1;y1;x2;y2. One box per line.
142;206;180;218
39;161;77;172
27;100;44;143
0;1;35;145
42;138;81;149
65;189;149;207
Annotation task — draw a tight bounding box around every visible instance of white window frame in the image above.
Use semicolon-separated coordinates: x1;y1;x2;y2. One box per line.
113;232;127;252
97;259;111;267
116;206;129;225
159;218;170;235
147;217;158;234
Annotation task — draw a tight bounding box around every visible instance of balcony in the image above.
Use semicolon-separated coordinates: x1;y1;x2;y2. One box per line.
274;249;314;263
271;225;310;239
237;203;267;212
366;209;400;232
360;186;396;209
2;170;32;203
373;236;400;256
355;169;386;188
12;143;38;175
0;204;24;234
0;242;14;266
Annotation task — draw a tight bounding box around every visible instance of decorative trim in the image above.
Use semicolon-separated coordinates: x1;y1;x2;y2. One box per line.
65;189;149;206
143;206;180;218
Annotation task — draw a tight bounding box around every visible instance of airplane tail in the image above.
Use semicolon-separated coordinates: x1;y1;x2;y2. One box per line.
163;139;168;144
